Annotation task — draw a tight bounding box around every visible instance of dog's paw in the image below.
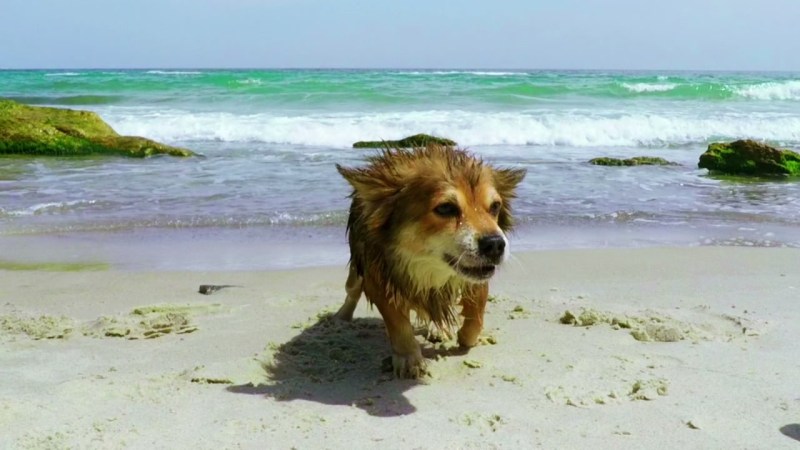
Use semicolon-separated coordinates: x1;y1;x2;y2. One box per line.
423;325;453;344
457;324;481;348
392;351;428;379
332;309;354;321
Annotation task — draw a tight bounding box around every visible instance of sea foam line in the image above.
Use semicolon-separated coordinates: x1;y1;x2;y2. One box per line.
621;82;678;93
145;70;203;75
4;200;98;217
396;70;528;76
104;109;800;148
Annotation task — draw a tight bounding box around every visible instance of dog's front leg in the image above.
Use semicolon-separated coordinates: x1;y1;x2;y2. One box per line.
458;283;489;348
372;294;426;379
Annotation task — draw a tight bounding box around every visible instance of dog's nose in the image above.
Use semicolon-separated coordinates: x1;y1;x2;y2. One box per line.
478;234;506;259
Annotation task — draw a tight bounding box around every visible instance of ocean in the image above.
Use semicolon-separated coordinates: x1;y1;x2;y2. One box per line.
1;69;800;270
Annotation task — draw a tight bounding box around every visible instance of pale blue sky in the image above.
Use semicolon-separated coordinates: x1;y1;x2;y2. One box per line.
2;0;799;70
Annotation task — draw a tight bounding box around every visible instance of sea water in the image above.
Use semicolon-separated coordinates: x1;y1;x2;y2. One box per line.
1;69;799;269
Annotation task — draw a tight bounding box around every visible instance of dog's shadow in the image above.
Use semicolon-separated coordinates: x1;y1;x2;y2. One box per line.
227;314;433;417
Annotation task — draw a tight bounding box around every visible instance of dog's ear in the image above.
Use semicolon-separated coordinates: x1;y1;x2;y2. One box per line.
337;163;401;233
492;167;527;231
336;164;398;203
494;167;526;192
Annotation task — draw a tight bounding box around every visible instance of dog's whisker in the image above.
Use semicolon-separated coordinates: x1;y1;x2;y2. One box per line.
454;249;470;267
506;252;526;271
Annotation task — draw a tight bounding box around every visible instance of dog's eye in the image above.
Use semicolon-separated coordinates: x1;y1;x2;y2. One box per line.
433;202;460;218
489;201;502;216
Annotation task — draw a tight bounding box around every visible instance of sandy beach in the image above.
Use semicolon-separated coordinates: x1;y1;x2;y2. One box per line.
1;247;799;449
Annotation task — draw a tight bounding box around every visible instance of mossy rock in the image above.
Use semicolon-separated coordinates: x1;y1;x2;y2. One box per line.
589;156;678;166
698;140;800;176
0;99;195;158
352;133;456;149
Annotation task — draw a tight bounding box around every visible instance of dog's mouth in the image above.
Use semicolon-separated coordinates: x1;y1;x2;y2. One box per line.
444;255;496;281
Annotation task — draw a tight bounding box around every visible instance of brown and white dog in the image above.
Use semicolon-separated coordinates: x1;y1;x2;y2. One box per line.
335;145;526;378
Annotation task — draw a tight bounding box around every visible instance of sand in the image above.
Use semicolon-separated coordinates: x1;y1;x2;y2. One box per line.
1;247;799;449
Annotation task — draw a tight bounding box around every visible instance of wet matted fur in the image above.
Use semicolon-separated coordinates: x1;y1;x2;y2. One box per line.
335;145;526;378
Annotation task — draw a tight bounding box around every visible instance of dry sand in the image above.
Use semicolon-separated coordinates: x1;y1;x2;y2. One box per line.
1;247;799;449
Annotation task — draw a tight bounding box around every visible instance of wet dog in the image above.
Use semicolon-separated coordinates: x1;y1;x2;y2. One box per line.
335;145;526;378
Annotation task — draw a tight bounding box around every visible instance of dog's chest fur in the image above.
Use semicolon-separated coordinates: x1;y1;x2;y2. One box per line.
347;197;467;327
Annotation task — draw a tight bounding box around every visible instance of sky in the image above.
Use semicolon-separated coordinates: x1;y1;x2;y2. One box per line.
2;0;799;71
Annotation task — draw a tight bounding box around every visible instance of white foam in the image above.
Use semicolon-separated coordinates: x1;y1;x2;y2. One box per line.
7;200;97;217
236;78;263;85
145;70;203;75
397;71;526;76
104;109;800;148
621;82;678;93
733;80;800;100
459;71;526;76
44;72;81;77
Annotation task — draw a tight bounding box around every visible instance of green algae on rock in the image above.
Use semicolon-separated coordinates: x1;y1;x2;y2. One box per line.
698;140;800;176
589;156;678;166
352;133;456;148
0;99;195;157
0;260;109;272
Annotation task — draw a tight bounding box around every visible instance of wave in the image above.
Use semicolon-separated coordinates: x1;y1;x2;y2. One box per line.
44;72;82;77
236;78;264;85
621;82;678;93
145;70;203;75
396;70;528;76
2;200;98;217
0;211;350;234
732;80;800;100
17;70;800;104
105;109;800;148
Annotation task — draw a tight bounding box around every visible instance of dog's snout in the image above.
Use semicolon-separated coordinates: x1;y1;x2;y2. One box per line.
478;234;506;259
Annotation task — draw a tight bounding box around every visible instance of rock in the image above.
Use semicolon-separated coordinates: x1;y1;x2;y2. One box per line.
463;359;482;369
698;140;800;176
352;133;456;149
0;99;195;157
198;284;238;295
589;156;678;166
686;419;702;430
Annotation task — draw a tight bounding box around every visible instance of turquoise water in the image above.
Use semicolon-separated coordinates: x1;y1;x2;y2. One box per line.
1;69;800;268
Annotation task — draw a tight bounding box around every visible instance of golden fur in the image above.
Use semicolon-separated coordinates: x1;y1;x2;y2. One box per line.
335;145;526;378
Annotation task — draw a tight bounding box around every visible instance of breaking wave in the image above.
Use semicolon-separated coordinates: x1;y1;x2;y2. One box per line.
105;109;800;148
732;80;800;100
621;82;678;93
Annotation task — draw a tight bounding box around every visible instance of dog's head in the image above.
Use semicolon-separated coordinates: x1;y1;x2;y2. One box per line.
337;145;526;288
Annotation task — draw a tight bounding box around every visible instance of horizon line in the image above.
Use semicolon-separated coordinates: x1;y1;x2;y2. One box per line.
1;66;800;74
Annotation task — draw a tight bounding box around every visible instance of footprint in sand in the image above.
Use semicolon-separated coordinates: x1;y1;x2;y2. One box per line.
1;303;224;341
543;355;672;408
0;313;75;340
558;307;765;343
83;303;224;339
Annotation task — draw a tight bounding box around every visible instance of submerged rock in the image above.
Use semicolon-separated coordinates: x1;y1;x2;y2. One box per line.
698;140;800;176
589;156;678;166
0;99;195;157
352;133;456;149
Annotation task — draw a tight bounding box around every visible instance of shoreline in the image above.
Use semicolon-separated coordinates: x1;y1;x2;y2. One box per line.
1;220;799;272
2;247;799;448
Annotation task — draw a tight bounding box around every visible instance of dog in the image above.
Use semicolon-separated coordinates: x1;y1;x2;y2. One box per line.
334;144;526;378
